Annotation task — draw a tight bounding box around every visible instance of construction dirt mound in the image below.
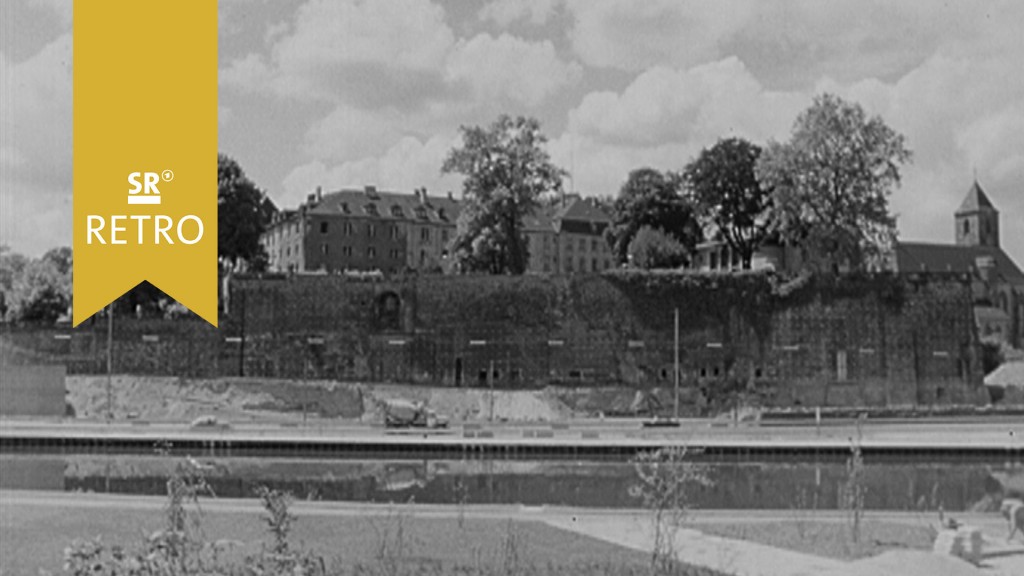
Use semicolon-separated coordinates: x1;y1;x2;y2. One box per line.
64;375;625;423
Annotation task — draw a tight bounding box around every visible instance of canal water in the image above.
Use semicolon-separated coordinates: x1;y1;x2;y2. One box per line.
2;452;1021;512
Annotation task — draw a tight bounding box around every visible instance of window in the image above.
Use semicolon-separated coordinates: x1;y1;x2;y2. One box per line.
441;230;449;243
364;203;378;216
579;238;586;251
390;225;399;240
420;227;430;242
339;202;350;214
710;252;718;269
566;239;574;252
320;222;328;234
367;247;376;259
390;205;403;218
389;249;401;260
420;250;427;265
367;223;376;237
342;246;352;257
592;239;598;251
344;222;354;236
963;219;970;235
592;258;598;272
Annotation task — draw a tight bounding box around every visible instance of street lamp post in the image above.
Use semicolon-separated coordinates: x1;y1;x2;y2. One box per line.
106;303;113;422
674;307;680;421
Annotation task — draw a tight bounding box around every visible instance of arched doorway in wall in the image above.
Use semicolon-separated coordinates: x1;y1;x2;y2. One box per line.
375;291;402;332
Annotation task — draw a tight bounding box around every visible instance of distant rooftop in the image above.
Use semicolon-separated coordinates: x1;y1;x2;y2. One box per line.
894;241;1024;285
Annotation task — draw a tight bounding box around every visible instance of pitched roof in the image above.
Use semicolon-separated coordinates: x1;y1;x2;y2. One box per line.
956;181;996;214
984;361;1024;388
554;195;612;224
894;241;1024;285
306;188;460;224
522;211;555;233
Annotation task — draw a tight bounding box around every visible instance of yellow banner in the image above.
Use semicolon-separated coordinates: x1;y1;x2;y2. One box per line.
73;0;218;326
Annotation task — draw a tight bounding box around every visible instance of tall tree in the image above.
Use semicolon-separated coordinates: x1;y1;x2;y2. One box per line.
218;153;276;272
755;94;911;272
606;168;701;265
442;115;566;275
684;138;773;269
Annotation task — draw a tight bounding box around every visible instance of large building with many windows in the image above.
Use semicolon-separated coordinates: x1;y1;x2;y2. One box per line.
262;188;618;276
262;186;459;274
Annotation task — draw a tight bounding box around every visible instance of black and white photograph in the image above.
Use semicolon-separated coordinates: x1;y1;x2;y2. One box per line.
1;1;1023;574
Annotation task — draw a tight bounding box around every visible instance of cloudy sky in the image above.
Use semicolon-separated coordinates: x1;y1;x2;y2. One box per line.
2;0;1023;266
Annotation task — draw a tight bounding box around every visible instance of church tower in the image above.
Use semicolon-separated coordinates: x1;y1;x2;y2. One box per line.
955;180;999;248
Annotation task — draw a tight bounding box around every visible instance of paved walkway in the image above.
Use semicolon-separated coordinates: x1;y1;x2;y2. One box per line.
545;513;1024;576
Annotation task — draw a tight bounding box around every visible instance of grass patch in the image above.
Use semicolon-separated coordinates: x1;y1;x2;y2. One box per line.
0;500;729;575
691;519;935;560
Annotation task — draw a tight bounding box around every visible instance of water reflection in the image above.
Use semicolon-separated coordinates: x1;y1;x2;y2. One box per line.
2;454;1021;512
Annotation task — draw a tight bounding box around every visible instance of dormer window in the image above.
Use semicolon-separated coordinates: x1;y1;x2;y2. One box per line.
339;202;350;214
415;206;428;220
364;203;378;216
390;205;404;218
438;208;447;221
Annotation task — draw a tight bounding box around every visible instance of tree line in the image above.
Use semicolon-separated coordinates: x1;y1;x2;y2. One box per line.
447;93;910;275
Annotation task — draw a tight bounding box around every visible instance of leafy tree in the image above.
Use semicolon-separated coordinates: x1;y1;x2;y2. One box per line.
442;115;566;275
218;153;276;272
684;138;773;269
606;168;701;265
755;94;911;272
2;247;72;322
627;226;689;269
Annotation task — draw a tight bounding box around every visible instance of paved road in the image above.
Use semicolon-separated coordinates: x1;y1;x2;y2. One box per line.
3;416;1023;450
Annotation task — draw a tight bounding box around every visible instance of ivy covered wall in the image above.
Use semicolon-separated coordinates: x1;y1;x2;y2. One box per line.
1;270;984;409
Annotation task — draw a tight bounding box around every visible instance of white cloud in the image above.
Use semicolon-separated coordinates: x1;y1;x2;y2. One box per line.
0;34;72;254
478;0;559;26
303;104;405;160
219;53;274;93
32;0;72;29
280;135;462;208
445;34;581;108
565;0;751;71
568;58;803;148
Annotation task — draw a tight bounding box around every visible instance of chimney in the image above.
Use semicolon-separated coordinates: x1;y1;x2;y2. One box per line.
364;185;378;198
315;185;322;201
419;187;428;204
976;255;996;282
447;190;454;201
306;193;316;204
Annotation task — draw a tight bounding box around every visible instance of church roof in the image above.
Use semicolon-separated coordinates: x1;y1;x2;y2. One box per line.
956;181;996;215
894;242;1024;285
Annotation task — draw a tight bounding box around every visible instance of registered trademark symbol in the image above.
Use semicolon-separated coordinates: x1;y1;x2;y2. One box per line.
161;170;174;182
